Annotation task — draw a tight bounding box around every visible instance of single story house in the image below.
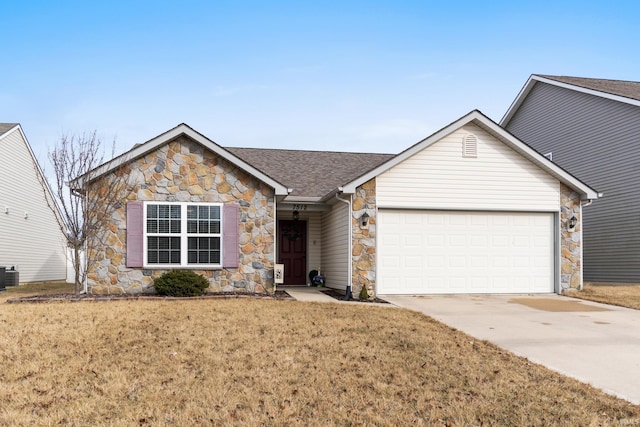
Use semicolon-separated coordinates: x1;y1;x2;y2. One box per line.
83;110;598;296
501;74;639;283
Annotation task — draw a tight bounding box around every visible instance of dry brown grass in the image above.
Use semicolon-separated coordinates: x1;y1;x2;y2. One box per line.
1;292;639;425
3;280;74;297
571;283;640;310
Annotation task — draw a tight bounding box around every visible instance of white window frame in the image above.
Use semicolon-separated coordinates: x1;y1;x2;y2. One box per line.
143;201;223;269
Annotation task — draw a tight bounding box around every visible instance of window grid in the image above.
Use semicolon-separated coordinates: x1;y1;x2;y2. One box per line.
186;205;221;266
144;202;222;268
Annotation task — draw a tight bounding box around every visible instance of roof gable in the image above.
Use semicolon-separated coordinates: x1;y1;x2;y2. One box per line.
502;75;640;126
80;123;290;196
343;110;599;200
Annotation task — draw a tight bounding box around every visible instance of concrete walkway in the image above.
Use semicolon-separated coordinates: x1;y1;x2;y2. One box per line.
284;286;339;303
284;286;389;307
381;294;640;405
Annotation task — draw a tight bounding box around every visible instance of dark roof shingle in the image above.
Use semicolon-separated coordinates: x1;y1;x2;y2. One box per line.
0;123;18;135
539;75;640;102
226;147;394;199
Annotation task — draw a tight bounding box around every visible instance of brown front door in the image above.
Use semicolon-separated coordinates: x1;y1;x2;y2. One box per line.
278;220;307;285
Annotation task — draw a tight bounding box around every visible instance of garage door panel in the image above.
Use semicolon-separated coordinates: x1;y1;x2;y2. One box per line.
378;210;554;294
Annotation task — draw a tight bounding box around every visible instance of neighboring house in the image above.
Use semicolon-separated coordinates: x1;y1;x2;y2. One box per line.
502;75;639;283
83;110;597;296
0;123;67;283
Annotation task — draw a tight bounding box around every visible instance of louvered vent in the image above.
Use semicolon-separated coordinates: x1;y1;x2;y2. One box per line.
462;134;478;158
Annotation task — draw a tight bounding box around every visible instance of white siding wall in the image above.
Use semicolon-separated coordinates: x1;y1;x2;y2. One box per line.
0;128;67;282
297;211;322;283
321;201;348;289
377;123;560;211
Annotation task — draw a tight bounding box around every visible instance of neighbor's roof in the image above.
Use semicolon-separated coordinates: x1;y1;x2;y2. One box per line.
0;123;18;135
227;147;393;199
539;75;640;102
501;74;640;125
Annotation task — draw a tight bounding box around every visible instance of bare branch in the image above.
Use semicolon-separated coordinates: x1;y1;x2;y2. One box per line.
37;131;130;294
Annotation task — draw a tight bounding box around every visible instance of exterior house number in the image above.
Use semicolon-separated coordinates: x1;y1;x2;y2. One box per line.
292;204;307;211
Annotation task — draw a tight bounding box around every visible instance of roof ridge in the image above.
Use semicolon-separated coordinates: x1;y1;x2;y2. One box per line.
226;146;394;156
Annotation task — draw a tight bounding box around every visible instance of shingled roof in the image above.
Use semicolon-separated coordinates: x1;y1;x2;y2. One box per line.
226;147;394;199
0;123;18;135
538;75;640;102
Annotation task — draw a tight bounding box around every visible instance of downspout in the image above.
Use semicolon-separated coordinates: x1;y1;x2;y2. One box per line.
335;190;353;300
273;199;278;293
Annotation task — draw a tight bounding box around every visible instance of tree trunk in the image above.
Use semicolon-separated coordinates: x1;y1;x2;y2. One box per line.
74;245;82;294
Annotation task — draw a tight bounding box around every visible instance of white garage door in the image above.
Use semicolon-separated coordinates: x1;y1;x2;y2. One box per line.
377;210;555;294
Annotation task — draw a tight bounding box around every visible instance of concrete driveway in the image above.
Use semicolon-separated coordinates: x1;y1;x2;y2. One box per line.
381;294;640;405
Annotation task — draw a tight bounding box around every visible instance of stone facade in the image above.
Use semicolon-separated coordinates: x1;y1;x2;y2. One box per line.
560;183;583;292
88;136;276;295
352;178;376;298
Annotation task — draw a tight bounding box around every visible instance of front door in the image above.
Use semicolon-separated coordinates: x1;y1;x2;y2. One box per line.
278;220;307;285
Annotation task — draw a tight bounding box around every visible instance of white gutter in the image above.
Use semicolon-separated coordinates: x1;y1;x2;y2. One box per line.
335;190;353;299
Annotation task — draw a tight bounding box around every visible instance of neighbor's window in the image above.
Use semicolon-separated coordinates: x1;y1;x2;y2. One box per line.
144;202;222;268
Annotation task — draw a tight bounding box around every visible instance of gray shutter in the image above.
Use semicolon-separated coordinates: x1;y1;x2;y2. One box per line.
126;201;144;267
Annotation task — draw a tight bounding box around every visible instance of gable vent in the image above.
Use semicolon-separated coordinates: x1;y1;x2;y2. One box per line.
462;134;478;158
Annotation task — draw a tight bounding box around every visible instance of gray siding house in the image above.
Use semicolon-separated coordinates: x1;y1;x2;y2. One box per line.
501;75;640;283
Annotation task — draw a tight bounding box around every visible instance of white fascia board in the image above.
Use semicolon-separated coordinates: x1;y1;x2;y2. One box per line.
77;124;289;196
500;75;538;126
0;124;19;140
501;75;640;126
534;75;640;107
341;111;483;193
343;110;599;200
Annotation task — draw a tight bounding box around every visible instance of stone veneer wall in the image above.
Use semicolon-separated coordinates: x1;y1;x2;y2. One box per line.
352;179;376;298
88;136;276;294
560;183;582;292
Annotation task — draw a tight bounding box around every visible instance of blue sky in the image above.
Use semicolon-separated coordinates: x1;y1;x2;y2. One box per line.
2;1;638;163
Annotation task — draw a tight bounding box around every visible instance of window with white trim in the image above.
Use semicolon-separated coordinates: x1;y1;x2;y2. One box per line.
144;202;222;268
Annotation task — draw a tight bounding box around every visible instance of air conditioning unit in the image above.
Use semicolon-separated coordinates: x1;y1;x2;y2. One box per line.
6;270;19;286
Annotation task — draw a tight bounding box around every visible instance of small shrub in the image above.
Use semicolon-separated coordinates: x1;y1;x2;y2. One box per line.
359;285;369;300
153;270;209;297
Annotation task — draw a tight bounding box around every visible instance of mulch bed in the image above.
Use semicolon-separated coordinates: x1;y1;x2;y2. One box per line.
320;288;389;304
6;290;294;304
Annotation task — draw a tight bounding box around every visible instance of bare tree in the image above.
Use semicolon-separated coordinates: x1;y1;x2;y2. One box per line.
40;131;129;294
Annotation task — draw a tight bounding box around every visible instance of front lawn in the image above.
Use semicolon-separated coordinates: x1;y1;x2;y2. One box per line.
571;283;640;310
1;296;638;425
2;280;74;297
